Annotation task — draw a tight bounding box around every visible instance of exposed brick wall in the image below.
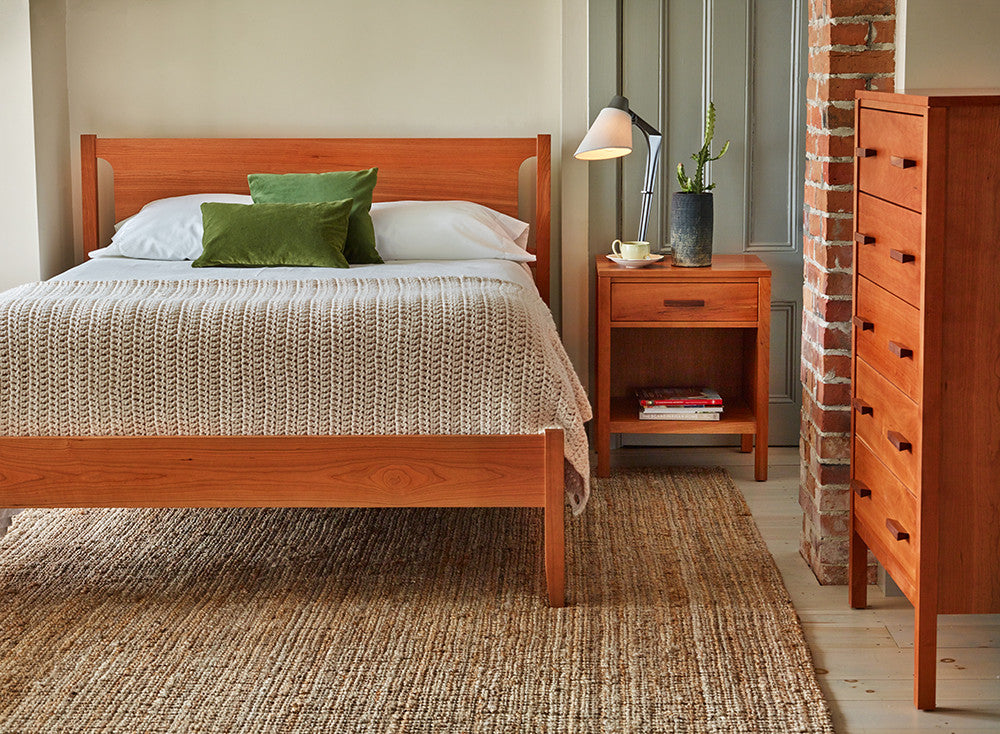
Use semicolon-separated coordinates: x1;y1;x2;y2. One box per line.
801;0;895;584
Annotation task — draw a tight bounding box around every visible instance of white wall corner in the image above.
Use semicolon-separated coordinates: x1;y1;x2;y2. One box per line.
560;0;591;381
0;0;42;290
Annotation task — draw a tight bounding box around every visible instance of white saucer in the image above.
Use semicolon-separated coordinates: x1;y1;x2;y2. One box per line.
606;253;664;269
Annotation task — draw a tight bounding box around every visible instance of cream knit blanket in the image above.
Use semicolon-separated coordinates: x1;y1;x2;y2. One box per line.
0;276;592;513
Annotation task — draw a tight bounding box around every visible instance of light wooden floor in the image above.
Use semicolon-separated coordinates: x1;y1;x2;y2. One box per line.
607;445;1000;733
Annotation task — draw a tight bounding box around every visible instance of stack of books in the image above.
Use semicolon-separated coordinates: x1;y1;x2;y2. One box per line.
636;387;723;421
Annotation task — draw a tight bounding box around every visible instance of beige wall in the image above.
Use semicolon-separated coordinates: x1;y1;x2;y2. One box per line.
897;0;1000;89
0;0;41;291
30;0;73;279
15;0;593;374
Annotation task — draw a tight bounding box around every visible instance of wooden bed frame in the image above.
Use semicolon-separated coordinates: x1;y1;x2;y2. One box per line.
0;134;566;607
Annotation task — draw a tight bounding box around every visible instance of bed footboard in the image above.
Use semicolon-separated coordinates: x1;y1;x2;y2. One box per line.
0;430;565;606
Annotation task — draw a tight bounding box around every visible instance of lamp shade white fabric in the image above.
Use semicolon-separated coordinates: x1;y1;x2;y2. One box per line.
574;106;633;160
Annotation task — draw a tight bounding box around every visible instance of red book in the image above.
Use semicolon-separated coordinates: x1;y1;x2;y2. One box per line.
636;387;723;407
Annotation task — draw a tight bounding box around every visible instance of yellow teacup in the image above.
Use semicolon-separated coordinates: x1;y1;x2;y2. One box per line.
612;239;650;260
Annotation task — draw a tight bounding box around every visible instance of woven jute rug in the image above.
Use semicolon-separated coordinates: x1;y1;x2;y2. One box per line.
0;468;833;733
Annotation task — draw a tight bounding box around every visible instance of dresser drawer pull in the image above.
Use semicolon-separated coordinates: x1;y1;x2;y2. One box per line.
851;480;872;498
852;316;875;332
662;299;705;308
888;248;916;264
890;156;916;169
888;340;914;359
854;232;876;246
855;147;877;158
852;398;874;416
887;430;912;452
885;519;910;541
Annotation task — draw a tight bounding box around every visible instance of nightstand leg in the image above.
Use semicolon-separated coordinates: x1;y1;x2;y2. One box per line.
740;434;753;453
753;439;767;481
597;436;610;478
914;597;938;710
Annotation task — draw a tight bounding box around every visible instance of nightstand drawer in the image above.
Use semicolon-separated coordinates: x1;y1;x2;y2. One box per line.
855;192;922;307
852;439;919;596
853;358;921;489
610;281;758;323
857;107;925;212
855;276;921;402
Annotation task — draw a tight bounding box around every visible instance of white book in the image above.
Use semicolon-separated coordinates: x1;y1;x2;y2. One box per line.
638;412;721;421
641;405;723;414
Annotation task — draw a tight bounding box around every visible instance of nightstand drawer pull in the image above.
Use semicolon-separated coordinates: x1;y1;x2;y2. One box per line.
854;232;876;245
853;316;875;332
851;480;872;498
890;156;916;169
887;430;912;452
888;248;916;264
855;147;877;158
852;398;874;416
662;299;705;308
888;340;913;359
885;519;910;541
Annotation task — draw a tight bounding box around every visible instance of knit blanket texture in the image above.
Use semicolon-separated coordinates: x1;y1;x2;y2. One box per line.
0;276;592;512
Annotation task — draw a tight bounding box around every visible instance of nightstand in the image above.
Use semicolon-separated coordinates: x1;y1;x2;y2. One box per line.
595;254;771;480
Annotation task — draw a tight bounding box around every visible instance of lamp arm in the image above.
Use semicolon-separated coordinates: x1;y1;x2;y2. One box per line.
630;111;662;243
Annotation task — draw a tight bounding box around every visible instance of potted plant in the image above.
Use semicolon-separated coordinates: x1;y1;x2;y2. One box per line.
671;102;730;267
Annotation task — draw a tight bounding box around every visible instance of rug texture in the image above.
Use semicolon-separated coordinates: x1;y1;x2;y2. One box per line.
0;468;834;733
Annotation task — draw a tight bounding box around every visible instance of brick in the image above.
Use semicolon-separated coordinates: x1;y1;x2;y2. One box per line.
813;431;851;461
819;511;850;536
826;0;895;17
807;129;856;158
818;486;851;512
824;103;856;130
869;75;895;92
870;18;895;44
816;379;852;407
813;563;848;585
804;184;853;214
819;538;850;566
813;241;854;270
805;260;853;297
828;21;870;46
824;49;895;75
813;292;853;322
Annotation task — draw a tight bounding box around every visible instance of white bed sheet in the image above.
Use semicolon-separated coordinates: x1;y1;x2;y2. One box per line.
53;257;538;292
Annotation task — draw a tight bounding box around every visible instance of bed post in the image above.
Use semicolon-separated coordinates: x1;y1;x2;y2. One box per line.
543;427;565;607
535;134;551;306
81;134;99;258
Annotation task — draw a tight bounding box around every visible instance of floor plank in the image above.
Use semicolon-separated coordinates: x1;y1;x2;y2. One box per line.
604;445;1000;733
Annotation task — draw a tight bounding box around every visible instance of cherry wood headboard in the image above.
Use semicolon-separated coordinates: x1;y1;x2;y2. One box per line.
80;134;552;304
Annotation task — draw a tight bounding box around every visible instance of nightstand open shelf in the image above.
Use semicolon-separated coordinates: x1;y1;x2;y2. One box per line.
608;396;755;434
595;254;771;479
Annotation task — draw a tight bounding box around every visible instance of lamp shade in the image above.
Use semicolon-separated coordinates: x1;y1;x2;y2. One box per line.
574;99;633;160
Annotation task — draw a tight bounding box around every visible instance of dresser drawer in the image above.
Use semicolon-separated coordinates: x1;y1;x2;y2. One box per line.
852;439;919;595
854;277;921;401
857;107;925;212
855;192;922;307
610;281;758;323
853;358;921;489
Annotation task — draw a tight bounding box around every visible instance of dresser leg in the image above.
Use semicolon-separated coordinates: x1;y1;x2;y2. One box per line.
740;434;753;453
914;602;938;710
848;528;868;609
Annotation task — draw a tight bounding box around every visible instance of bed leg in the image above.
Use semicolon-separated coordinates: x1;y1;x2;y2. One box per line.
543;428;565;608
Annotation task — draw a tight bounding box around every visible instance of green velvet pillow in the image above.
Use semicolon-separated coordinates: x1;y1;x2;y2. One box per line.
247;169;382;264
193;201;352;268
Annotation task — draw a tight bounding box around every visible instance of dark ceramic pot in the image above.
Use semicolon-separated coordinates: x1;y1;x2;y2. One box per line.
670;192;713;267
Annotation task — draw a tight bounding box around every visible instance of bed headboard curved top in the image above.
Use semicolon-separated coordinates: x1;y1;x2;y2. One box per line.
81;134;551;304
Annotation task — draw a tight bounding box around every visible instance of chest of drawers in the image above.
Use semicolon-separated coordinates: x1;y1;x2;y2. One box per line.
848;90;1000;711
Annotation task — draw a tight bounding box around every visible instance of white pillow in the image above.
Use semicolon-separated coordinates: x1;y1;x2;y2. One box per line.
91;193;254;261
370;200;534;262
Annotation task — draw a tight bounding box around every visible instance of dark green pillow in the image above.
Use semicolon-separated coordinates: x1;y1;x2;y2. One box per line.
247;169;382;264
193;201;352;268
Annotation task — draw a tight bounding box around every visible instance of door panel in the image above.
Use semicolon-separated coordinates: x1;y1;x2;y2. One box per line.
593;0;806;446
